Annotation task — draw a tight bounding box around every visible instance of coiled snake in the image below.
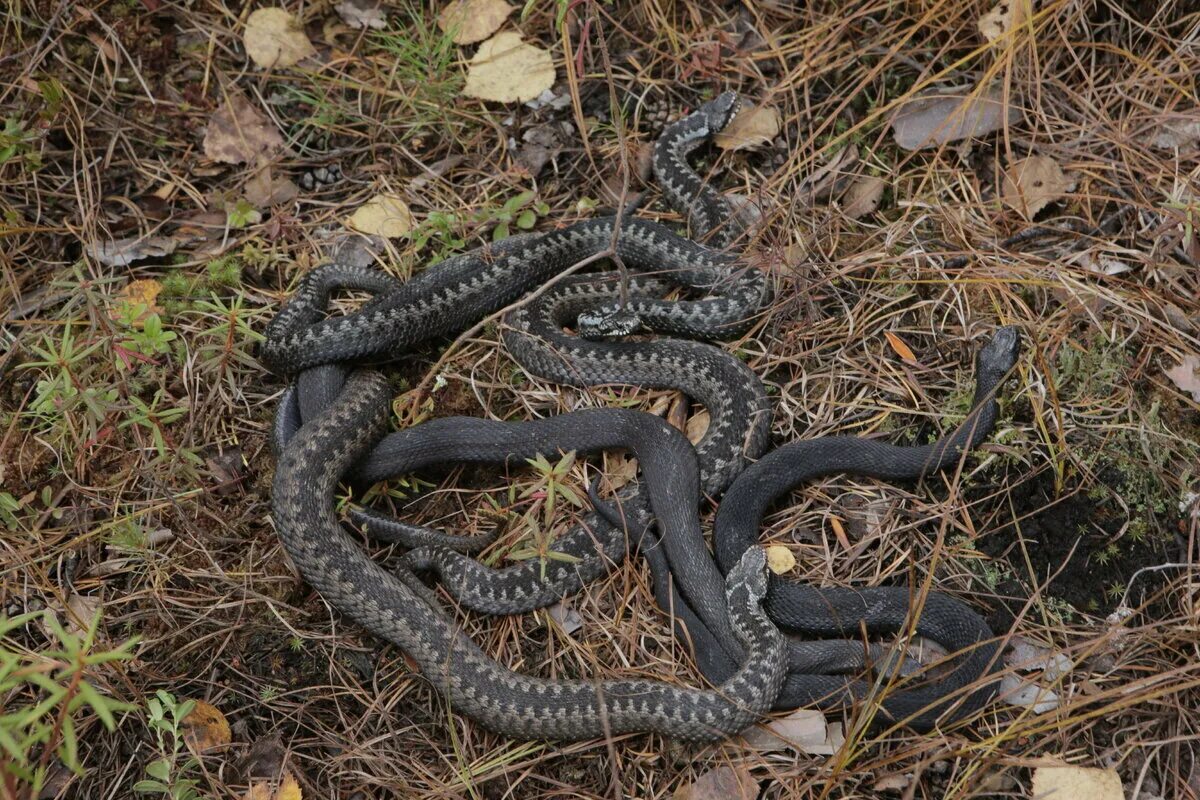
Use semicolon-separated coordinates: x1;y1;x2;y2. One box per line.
263;92;1016;740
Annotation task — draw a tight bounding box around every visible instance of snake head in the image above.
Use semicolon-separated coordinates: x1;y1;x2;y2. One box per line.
577;309;643;340
726;546;770;604
700;91;742;134
976;326;1022;384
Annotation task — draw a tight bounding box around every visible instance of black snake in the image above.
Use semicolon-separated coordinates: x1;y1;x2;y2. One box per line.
263;92;1015;739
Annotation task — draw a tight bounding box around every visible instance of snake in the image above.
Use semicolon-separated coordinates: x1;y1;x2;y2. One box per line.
262;91;1012;738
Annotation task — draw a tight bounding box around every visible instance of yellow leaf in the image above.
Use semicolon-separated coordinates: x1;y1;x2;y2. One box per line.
111;279;164;328
714;104;781;151
764;545;796;575
181;700;231;753
883;331;917;364
829;516;850;551
1030;763;1123;800
346;194;414;237
244;771;303;800
462;32;555;104
437;0;514;45
244;8;316;69
978;0;1030;43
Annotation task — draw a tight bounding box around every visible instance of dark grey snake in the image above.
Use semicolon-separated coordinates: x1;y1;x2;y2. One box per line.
263;92;1015;739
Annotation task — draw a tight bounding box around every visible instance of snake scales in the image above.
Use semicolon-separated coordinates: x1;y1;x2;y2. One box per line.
263;92;1016;739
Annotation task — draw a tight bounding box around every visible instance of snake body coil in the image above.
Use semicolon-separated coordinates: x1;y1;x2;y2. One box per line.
264;92;1014;739
273;371;785;741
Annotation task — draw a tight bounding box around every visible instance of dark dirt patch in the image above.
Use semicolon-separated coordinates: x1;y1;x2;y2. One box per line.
978;468;1176;630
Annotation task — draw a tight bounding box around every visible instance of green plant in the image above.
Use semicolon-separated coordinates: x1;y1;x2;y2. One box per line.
0;116;41;169
134;691;200;800
481;191;550;241
506;452;585;578
20;323;115;440
118;390;190;460
0;492;23;529
0;611;136;799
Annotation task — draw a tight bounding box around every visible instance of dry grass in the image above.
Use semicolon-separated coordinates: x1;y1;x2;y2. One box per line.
2;0;1198;798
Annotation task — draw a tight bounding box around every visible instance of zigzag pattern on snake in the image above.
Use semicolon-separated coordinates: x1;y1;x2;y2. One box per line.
263;91;1015;738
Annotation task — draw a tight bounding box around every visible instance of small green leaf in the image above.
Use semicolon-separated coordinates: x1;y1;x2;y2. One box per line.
516;209;537;229
492;221;509;241
145;758;171;781
133;779;169;793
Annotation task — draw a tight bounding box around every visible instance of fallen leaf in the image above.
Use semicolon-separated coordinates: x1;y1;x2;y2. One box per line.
798;145;859;205
978;0;1029;43
714;104;781;151
998;673;1060;712
890;85;1018;151
244;8;316;69
110;279;164;327
829;515;851;550
181;700;232;753
60;594;100;639
546;602;582;635
335;0;387;30
672;765;757;800
438;0;514;45
244;166;300;207
841;175;886;219
742;711;844;755
884;331;918;363
1165;354;1200;401
462;32;555;104
1150;117;1200;150
244;772;302;800
1031;763;1123;800
203;93;286;165
604;451;639;489
685;409;710;445
346;194;414;237
764;545;795;575
1001;155;1074;217
89;235;178;268
872;773;913;793
1070;250;1132;276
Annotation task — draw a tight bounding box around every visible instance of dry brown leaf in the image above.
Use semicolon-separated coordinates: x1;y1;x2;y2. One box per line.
182;700;232;753
978;0;1029;43
1002;155;1074;217
438;0;514;45
462;32;555;104
685;409;710;445
111;279;164;326
890;85;1018;151
335;0;387;30
203;94;286;165
764;545;795;575
244;8;316;69
244;772;302;800
604;451;639;489
714;104;781;151
841;175;886;219
1150;117;1200;150
346;194;414;237
1165;354;1200;401
1030;763;1123;800
884;331;918;363
89;235;178;268
829;515;851;550
58;594;100;639
672;765;757;800
245;167;300;207
872;773;913;793
742;710;843;754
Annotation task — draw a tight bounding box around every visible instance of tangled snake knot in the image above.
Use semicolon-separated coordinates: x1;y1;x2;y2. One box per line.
262;91;1021;741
